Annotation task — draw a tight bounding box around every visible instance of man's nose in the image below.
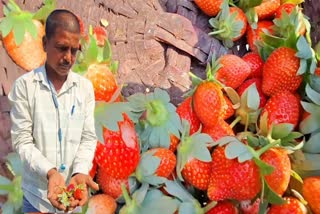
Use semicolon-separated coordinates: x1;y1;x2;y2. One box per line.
64;49;72;63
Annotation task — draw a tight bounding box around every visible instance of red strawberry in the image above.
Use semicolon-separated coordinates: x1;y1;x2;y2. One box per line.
246;20;273;52
86;194;117;214
261;91;300;129
262;47;302;96
181;158;212;190
94;113;140;179
255;0;280;20
268;197;307;214
193;0;224;16
0;1;48;71
96;167;130;199
274;3;306;35
242;52;264;78
84;64;119;102
202;120;235;141
261;148;291;196
223;96;235;120
66;184;75;192
149;148;176;178
240;198;260;214
176;96;201;135
216;54;251;89
206;201;239;214
169;134;180;153
237;78;267;108
73;188;83;200
209;6;248;48
303;176;320;214
208;146;261;201
193;81;226;127
93;26;108;46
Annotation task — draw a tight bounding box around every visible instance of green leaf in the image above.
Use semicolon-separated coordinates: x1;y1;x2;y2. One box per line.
296;36;313;59
225;141;253;162
217;136;239;147
138;154;161;177
238;0;263;10
1;202;14;214
263;179;286;205
306;84;320;105
246;83;260;110
0;176;12;195
178;202;197;214
33;0;56;22
297;58;307;75
0;17;14;37
254;158;274;176
5;153;22;176
164;180;194;202
247;135;260;147
303;131;320;153
271;123;294;139
12;20;25;46
291;169;303;183
23;19;38;39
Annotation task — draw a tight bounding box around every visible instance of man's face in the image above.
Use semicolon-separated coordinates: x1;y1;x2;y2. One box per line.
43;27;80;77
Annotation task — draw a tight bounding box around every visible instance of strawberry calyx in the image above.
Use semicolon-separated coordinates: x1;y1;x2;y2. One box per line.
73;26;118;75
176;120;214;182
127;88;182;150
0;0;56;45
134;150;167;186
208;2;246;48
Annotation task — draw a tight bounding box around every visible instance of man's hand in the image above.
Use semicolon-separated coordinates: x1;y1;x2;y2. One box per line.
69;173;99;207
47;168;67;211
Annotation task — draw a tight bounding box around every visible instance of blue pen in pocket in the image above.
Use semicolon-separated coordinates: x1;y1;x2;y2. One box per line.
71;105;75;115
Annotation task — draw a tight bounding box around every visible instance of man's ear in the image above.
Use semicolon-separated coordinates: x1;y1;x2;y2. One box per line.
42;36;47;51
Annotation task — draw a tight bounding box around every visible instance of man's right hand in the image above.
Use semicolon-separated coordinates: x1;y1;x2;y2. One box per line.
47;168;67;211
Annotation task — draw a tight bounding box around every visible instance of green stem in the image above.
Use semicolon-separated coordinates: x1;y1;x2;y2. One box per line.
256;139;280;157
230;115;241;128
208;28;227;36
203;201;217;213
121;183;132;206
0;184;14;192
259;176;265;202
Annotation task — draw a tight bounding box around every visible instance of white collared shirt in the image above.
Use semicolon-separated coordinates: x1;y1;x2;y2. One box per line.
8;66;97;213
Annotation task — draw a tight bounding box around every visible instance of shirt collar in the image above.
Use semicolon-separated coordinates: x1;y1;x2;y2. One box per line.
33;65;79;89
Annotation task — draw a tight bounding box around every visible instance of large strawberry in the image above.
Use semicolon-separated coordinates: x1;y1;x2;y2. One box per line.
176;96;201;135
207;146;261;201
303;176;320;214
209;4;247;48
176;121;213;190
262;47;302;96
193;0;224;16
255;0;281;20
216;54;251;89
96;167;133;199
202;120;235;141
86;194;117;214
260;91;300;129
135;148;176;185
267;197;307;214
0;0;55;71
260;148;291;196
242;52;264;78
73;28;119;102
84;64;119;102
94;113;140;179
193;81;226;127
246;20;273;52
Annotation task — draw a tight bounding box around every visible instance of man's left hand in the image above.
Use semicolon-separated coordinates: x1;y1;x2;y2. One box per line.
69;173;99;207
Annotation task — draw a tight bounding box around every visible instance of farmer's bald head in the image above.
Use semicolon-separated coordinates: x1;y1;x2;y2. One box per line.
45;9;80;39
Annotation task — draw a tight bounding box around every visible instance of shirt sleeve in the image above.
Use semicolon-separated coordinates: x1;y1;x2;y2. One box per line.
72;81;97;175
8;78;56;179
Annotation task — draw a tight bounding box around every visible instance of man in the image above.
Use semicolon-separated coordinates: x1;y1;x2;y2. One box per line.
8;9;99;213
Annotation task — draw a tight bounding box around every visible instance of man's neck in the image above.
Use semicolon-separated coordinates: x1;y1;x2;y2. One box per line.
46;70;67;93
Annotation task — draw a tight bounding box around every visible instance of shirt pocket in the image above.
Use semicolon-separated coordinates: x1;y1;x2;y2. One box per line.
67;96;85;145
